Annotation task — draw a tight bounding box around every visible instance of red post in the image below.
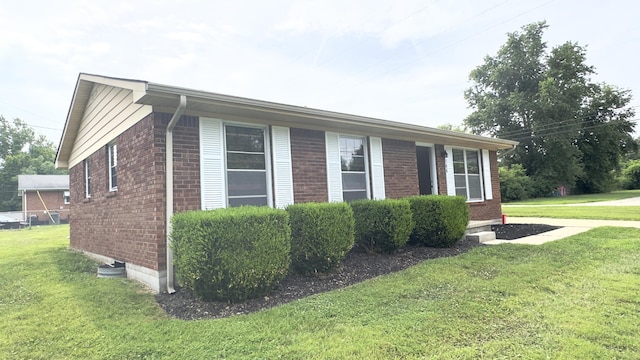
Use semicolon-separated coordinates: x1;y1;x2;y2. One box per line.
501;214;507;224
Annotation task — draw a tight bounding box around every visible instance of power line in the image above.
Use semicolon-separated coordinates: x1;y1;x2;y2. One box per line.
503;117;640;142
491;107;639;139
485;105;640;139
0;100;62;132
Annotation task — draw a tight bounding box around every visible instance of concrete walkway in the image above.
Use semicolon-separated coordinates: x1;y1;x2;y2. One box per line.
484;217;640;245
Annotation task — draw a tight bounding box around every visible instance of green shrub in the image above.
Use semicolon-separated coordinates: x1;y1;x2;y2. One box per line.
171;207;290;303
499;164;533;201
287;202;355;274
622;160;640;189
350;199;413;253
408;195;469;247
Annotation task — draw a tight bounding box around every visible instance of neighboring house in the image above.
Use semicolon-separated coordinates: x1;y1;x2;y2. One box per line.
55;73;518;293
17;175;70;225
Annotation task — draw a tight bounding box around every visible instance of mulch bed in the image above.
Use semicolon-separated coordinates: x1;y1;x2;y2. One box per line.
156;223;559;320
492;223;561;240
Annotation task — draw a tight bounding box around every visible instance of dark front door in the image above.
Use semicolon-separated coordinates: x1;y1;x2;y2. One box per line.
416;146;433;195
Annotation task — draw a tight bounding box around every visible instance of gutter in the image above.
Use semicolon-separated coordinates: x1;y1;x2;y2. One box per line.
143;82;519;151
497;143;519;159
165;94;187;294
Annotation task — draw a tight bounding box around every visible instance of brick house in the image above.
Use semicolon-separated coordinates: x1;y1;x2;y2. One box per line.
55;73;518;293
18;175;70;225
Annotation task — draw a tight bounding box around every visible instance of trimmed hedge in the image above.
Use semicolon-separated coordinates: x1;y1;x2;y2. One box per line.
350;198;414;253
170;207;290;302
408;195;469;247
287;202;355;274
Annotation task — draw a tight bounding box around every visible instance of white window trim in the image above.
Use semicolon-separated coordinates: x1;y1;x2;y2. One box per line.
271;126;294;209
482;149;493;200
223;122;273;208
108;142;117;192
445;146;487;203
338;134;371;202
63;191;70;205
369;136;385;200
325;132;343;202
199;118;226;210
84;159;91;198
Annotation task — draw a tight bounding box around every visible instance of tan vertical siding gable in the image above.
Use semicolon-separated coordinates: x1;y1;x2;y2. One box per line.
68;83;152;167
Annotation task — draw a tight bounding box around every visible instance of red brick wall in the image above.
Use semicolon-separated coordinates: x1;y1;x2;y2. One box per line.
382;138;419;198
69;113;165;270
23;190;70;222
290;128;328;203
156;113;201;213
468;150;502;220
69;112;505;276
435;144;448;196
432;145;502;220
69;112;201;272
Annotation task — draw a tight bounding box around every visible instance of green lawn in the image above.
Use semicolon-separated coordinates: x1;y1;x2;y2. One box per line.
503;206;640;221
503;189;640;205
3;225;640;358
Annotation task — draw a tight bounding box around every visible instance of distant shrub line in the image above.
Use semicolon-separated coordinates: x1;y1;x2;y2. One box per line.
171;195;469;302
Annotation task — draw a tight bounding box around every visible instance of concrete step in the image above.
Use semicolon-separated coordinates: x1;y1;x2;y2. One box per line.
466;231;496;243
466;219;501;234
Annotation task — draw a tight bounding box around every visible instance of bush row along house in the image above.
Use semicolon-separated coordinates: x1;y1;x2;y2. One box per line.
17;174;70;225
55;73;518;292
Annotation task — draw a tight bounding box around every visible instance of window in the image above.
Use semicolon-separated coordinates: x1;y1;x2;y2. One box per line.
84;159;91;198
340;136;368;202
108;142;117;191
452;148;483;201
225;125;268;207
63;191;70;204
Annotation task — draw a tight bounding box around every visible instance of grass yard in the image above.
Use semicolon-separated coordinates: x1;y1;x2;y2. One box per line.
503;206;640;221
503;189;640;205
2;225;640;359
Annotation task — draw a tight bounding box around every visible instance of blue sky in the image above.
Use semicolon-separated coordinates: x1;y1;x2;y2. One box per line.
1;0;638;144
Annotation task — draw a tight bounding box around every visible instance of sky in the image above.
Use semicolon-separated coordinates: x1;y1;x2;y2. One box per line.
1;0;639;144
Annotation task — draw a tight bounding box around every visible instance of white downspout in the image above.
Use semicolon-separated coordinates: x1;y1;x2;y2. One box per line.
166;95;187;294
497;143;518;159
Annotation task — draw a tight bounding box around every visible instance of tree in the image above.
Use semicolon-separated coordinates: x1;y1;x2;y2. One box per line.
0;116;66;211
624;137;640;161
499;164;532;201
464;22;635;195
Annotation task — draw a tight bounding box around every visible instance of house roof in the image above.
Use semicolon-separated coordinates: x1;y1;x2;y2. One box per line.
56;73;518;168
18;175;69;191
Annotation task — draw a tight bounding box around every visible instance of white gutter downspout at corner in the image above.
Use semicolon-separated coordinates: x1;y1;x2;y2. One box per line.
165;95;187;294
497;143;519;159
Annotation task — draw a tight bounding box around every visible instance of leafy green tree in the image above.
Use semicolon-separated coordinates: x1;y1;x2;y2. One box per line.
0;116;66;211
464;22;635;195
498;164;532;201
574;86;636;193
621;160;640;190
624;137;640;161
